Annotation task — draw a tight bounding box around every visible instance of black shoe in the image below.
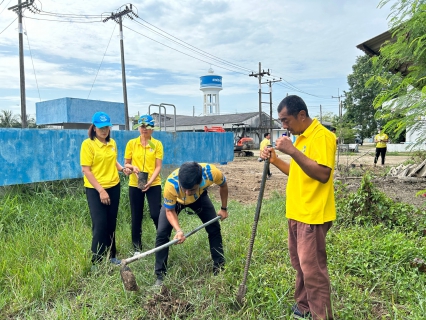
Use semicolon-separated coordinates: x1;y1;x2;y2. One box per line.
291;304;311;319
213;264;225;276
154;275;164;286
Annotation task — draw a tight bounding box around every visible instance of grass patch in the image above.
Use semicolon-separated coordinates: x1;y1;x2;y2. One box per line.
0;180;425;319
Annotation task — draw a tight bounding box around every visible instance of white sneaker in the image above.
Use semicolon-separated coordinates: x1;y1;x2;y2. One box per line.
133;251;141;256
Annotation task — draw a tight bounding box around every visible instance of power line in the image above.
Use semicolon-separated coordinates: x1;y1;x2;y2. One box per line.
29;0;102;18
0;16;17;35
87;23;116;99
23;18;41;102
123;24;249;76
0;0;13;15
23;15;103;23
132;17;253;73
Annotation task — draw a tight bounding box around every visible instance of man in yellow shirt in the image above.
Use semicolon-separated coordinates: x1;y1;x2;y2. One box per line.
374;127;389;166
154;162;228;286
261;95;336;320
259;132;272;178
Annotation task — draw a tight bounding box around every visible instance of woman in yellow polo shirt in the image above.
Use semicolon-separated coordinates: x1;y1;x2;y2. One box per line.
80;112;130;267
124;114;164;253
374;126;389;166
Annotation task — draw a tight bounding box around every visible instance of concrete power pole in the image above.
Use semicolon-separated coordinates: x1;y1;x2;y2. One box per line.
103;5;138;130
262;78;282;145
332;89;344;167
249;62;270;140
8;0;34;128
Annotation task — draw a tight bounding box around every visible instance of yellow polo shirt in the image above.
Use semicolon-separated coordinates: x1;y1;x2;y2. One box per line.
163;163;226;209
259;138;271;151
375;133;388;148
124;136;164;187
286;119;336;224
80;138;120;189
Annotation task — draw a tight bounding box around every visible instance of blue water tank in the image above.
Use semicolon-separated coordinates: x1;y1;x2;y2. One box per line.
200;75;222;88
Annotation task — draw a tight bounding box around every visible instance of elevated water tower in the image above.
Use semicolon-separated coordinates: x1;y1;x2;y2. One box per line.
200;67;222;115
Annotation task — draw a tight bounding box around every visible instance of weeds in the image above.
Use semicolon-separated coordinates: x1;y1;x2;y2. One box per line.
1;180;425;319
335;173;426;234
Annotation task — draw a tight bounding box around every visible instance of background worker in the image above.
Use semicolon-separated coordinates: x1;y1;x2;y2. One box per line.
80;112;131;268
261;95;336;320
330;127;338;144
154;161;228;286
258;132;272;178
374;126;389;166
124;115;164;254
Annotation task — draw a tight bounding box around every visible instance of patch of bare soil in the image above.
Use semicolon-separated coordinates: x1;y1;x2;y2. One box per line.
144;285;194;319
209;146;426;209
211;156;287;204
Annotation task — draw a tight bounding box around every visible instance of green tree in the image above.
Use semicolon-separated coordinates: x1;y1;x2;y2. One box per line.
369;0;426;145
0;110;19;128
344;55;383;140
0;110;39;128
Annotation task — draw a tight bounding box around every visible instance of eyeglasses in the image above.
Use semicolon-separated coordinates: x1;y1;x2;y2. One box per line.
139;124;154;128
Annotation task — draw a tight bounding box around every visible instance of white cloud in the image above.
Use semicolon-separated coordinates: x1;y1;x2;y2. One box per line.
0;0;391;118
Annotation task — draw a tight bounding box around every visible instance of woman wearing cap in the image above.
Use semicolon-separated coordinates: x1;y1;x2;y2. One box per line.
124;114;164;253
80;111;131;267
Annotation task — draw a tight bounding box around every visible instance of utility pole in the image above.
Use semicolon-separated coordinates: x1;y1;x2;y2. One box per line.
249;62;270;140
332;89;344;139
261;78;282;145
320;104;322;124
8;0;34;128
332;89;344;166
103;5;137;130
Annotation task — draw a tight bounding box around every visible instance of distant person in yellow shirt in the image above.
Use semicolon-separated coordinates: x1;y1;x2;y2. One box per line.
259;132;272;178
374;127;389;166
330;127;338;144
261;95;336;320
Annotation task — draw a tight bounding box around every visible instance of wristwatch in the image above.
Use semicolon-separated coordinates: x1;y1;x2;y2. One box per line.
221;206;227;211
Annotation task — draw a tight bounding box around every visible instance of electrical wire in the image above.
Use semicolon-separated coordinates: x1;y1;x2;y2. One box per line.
0;0;12;15
0;16;16;35
123;24;249;76
132;17;254;73
23;15;102;23
20;1;339;101
23;18;41;102
30;0;102;18
87;23;116;99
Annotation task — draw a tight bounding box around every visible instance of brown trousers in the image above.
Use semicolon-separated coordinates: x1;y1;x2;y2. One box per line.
288;219;333;320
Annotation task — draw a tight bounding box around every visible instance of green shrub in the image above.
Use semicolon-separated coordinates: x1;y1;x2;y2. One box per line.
335;173;426;234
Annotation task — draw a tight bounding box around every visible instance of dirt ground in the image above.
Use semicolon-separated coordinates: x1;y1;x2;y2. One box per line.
209;143;426;209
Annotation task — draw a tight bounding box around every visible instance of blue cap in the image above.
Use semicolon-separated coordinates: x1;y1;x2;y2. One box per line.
92;112;112;128
137;114;155;127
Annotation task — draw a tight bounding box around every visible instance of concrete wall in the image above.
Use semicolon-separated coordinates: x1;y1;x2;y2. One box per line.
387;143;426;152
0;129;234;186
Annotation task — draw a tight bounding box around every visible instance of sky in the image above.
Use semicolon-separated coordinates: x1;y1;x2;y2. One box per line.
0;0;392;122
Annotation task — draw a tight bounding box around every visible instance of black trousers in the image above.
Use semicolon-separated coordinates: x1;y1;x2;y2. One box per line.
154;191;225;277
129;185;162;251
374;147;387;165
85;183;120;263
